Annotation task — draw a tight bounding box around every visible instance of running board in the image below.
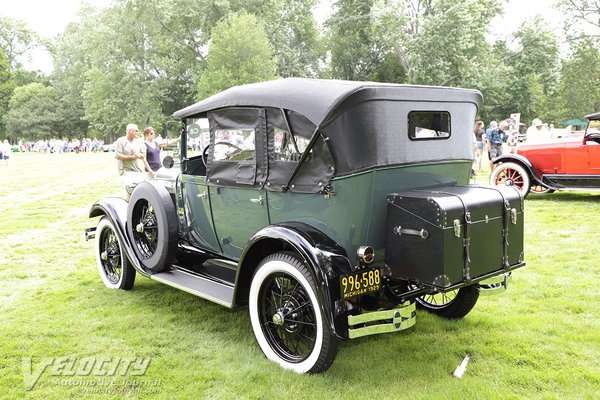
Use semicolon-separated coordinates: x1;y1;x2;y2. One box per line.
151;269;235;308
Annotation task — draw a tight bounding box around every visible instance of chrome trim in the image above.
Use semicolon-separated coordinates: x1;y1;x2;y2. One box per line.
348;301;416;339
478;273;511;296
356;246;375;264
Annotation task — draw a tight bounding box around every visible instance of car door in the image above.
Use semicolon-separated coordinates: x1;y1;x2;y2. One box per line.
206;108;269;259
180;117;221;253
586;136;600;172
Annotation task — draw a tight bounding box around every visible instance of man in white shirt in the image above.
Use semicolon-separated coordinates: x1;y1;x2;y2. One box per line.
115;123;151;201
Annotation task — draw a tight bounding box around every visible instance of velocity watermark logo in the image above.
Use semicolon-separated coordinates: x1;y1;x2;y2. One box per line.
23;356;152;391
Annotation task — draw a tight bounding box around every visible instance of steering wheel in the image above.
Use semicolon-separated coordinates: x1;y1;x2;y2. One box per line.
201;144;211;168
203;142;245;167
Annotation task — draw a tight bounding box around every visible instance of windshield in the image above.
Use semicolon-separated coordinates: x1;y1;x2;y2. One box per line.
185;117;210;158
587;120;600;136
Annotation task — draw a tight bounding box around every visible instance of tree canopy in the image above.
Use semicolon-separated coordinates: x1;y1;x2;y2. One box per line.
0;0;599;142
196;13;277;98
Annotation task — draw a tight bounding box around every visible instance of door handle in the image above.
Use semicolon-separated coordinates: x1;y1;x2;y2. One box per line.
197;191;207;198
250;195;263;205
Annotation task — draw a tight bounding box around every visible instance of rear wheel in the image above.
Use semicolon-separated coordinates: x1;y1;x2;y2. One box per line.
414;286;479;319
530;184;554;194
249;252;338;373
490;162;531;197
95;217;135;290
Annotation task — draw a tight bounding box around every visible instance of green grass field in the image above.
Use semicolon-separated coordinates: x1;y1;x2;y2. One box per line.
1;152;598;399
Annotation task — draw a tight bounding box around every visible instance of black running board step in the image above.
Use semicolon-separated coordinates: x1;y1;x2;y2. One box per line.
151;269;235;308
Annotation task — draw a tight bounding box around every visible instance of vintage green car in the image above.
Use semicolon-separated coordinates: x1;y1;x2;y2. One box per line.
87;78;525;373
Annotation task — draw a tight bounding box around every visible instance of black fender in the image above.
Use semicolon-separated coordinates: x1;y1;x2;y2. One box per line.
492;154;554;189
89;198;152;277
236;221;353;340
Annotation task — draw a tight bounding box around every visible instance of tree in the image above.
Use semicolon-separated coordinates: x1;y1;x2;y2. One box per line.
196;13;277;98
558;0;600;38
370;0;502;86
4;83;59;141
0;17;40;70
325;0;387;81
503;16;561;123
233;0;323;77
554;38;600;120
0;47;15;139
52;0;233;139
51;18;94;139
77;2;181;137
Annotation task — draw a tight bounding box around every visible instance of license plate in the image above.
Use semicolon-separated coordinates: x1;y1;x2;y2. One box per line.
340;267;382;300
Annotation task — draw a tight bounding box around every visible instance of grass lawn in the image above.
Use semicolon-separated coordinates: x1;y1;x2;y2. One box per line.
0;152;598;399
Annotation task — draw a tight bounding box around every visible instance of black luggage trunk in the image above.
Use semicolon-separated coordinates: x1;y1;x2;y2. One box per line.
385;185;525;289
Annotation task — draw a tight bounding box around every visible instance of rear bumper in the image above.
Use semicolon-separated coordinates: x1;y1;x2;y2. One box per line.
348;301;416;339
85;227;96;241
477;272;511;296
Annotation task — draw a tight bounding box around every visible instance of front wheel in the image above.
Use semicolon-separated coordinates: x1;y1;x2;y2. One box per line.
95;217;136;290
249;252;338;374
490;162;531;197
414;286;479;319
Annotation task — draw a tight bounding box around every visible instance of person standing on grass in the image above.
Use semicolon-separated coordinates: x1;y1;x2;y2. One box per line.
473;120;485;170
115;123;152;201
486;120;509;171
484;120;498;170
143;126;180;179
2;139;10;164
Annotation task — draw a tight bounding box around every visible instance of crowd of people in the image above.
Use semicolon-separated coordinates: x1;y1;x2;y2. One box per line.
472;117;573;172
8;138;109;153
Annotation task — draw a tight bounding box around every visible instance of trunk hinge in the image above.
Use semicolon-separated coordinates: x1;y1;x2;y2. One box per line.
502;199;511;269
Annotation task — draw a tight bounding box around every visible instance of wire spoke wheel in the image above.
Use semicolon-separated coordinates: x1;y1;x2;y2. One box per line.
131;201;158;259
249;252;338;373
95;217;135;290
259;273;317;363
406;284;480;319
490;162;531;196
99;226;122;284
494;167;524;188
417;290;458;309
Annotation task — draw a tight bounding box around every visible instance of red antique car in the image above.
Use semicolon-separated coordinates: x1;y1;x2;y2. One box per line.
490;112;600;196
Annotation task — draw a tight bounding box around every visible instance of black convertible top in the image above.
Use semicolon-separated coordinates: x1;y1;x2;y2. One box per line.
585;112;600;120
175;78;483;187
173;78;482;127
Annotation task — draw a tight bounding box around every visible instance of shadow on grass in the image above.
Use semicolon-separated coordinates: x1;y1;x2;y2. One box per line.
123;276;481;380
526;190;600;203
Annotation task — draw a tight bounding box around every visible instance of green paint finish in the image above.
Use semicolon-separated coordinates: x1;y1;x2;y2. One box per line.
180;175;221;253
210;187;269;259
268;161;472;264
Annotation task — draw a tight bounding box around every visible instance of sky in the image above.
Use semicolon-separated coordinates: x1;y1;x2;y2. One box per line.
0;0;565;74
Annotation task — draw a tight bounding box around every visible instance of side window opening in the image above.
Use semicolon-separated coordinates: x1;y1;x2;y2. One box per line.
408;111;451;140
273;128;310;162
214;129;256;161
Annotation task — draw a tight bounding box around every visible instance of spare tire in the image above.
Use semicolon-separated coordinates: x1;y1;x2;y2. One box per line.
127;181;178;272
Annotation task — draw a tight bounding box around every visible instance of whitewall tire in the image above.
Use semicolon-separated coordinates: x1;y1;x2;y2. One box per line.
249;252;338;373
95;217;135;290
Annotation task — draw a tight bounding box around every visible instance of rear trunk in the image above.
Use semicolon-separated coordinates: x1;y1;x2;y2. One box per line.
385;185;524;289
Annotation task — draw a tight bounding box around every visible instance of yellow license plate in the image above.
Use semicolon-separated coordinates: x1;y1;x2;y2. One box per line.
340;267;382;300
